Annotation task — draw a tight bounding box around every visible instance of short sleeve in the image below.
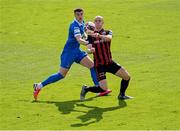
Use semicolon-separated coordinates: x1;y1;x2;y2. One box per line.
108;30;113;36
73;26;81;37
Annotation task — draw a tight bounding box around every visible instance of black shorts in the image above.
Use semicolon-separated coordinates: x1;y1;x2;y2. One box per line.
95;61;121;81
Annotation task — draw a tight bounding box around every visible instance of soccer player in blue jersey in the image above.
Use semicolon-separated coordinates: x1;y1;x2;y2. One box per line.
33;8;100;101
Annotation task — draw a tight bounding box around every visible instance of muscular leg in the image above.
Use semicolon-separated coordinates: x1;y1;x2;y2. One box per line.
80;55;94;69
38;67;69;89
115;67;130;80
80;56;99;85
115;67;131;96
84;79;108;92
80;78;111;100
99;79;108;90
59;67;69;77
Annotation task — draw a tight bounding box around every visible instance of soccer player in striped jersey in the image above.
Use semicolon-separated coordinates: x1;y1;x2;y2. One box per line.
80;16;133;100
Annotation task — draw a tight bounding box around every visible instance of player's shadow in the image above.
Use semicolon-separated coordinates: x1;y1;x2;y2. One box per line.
35;97;96;114
31;97;126;127
70;100;127;127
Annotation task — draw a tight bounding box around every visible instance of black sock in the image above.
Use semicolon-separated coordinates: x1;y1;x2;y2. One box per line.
85;86;105;93
120;79;130;96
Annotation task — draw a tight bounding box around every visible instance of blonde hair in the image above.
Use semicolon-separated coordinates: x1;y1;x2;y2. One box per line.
94;16;104;22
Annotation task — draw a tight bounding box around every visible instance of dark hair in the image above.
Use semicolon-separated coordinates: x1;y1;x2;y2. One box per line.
74;8;84;13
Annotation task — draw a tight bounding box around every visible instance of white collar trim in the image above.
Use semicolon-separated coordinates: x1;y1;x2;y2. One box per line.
75;19;83;26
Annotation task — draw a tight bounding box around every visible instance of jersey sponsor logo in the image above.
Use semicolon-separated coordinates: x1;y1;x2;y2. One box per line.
94;39;110;44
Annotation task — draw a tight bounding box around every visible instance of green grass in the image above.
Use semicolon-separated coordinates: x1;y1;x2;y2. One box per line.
0;0;180;130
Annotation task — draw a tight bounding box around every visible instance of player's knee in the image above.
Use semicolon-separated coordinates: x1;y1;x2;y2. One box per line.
89;62;94;69
61;72;66;78
59;67;69;77
124;73;131;81
58;71;67;78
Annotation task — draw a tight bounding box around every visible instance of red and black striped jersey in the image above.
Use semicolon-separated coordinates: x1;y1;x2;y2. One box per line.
87;29;113;67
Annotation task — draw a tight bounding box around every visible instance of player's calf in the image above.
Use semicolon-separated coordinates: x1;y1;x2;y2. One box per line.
33;67;68;101
115;68;133;100
80;85;111;101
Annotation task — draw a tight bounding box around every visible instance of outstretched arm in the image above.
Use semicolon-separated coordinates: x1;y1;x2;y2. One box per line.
74;26;89;46
75;35;89;45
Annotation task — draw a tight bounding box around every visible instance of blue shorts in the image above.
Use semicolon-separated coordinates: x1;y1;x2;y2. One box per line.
60;49;87;69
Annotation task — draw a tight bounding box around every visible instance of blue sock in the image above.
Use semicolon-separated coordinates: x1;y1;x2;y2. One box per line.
90;67;99;86
41;72;64;87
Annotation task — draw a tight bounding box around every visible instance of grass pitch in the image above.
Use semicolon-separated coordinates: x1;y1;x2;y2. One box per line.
0;0;180;130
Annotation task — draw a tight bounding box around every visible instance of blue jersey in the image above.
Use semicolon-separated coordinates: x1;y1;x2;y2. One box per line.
63;19;85;50
60;19;87;69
